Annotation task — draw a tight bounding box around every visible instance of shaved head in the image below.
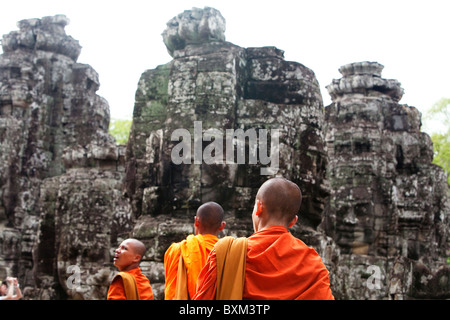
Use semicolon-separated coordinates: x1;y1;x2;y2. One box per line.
127;238;146;258
256;178;302;224
195;202;225;235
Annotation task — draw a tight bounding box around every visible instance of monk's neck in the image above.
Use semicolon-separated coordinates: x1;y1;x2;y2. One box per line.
255;224;288;233
119;264;139;272
196;230;219;237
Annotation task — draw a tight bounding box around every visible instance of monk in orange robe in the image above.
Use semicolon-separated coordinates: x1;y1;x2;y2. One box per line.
193;178;334;300
107;238;154;300
164;202;226;300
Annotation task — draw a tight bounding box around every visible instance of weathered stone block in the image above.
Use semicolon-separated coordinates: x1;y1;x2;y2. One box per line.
324;61;450;299
1;10;449;301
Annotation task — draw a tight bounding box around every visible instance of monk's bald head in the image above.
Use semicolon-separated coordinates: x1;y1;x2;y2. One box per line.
256;178;302;225
126;238;146;258
195;202;225;234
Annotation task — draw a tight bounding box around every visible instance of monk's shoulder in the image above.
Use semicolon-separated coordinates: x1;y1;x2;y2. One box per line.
112;272;126;282
215;236;235;244
168;240;185;252
109;274;125;291
164;241;184;264
289;233;328;268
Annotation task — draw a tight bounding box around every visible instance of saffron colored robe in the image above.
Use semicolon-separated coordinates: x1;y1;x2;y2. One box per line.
193;226;334;300
164;234;219;300
107;267;154;300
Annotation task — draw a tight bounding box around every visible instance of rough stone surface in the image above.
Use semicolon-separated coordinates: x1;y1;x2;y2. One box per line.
0;10;449;300
324;61;450;299
2;15;81;61
126;8;329;298
0;15;130;299
162;7;226;57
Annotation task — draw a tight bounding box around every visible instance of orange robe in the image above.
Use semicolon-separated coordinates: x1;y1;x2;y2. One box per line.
193;226;334;300
164;234;218;300
107;267;154;300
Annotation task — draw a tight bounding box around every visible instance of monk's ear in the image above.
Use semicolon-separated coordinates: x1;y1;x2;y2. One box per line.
218;221;226;231
133;254;142;263
255;199;263;216
194;216;200;227
287;215;298;228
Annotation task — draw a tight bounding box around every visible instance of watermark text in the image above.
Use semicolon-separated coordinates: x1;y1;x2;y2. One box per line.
171;121;280;175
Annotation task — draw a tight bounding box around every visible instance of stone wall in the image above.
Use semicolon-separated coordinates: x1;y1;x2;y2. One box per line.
324;61;450;299
125;7;330;298
0;15;131;299
0;9;448;300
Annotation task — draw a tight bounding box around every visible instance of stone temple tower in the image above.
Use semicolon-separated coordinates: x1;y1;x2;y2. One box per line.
124;7;330;297
1;9;448;300
0;15;130;299
324;61;450;299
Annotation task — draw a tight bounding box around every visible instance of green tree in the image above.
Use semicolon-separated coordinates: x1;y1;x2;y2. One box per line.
424;99;450;265
108;118;132;145
424;98;450;187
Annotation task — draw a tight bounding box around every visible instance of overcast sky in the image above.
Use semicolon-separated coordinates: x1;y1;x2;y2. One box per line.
1;0;449;134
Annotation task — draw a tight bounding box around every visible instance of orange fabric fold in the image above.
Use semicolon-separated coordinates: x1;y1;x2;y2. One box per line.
194;226;334;300
244;226;334;300
215;236;247;300
115;272;139;300
107;267;154;300
164;234;218;300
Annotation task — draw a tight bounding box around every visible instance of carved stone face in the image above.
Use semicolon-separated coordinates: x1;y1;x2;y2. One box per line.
162;7;226;56
334;202;375;255
325;61;449;261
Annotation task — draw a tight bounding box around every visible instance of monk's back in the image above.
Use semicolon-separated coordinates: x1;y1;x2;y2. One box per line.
244;226;334;300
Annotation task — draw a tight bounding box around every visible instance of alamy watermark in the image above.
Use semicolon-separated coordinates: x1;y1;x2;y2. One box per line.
366;265;382;290
66;265;81;289
170;121;280;175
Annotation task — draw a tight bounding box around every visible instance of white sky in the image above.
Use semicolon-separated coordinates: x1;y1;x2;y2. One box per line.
1;0;449;134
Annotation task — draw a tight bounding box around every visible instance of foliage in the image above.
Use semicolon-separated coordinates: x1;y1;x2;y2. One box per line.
424;98;450;189
108;118;132;145
431;132;450;182
427;98;450;126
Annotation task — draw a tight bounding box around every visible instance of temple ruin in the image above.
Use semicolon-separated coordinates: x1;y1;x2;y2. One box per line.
0;8;448;299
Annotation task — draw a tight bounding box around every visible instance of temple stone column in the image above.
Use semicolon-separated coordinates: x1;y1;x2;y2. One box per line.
324;61;450;299
125;7;330;298
0;15;130;299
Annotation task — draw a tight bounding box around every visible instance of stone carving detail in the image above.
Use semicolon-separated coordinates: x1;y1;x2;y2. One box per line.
327;61;404;103
0;15;131;299
324;61;450;299
2;15;81;61
0;10;448;300
162;7;226;56
126;7;329;298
